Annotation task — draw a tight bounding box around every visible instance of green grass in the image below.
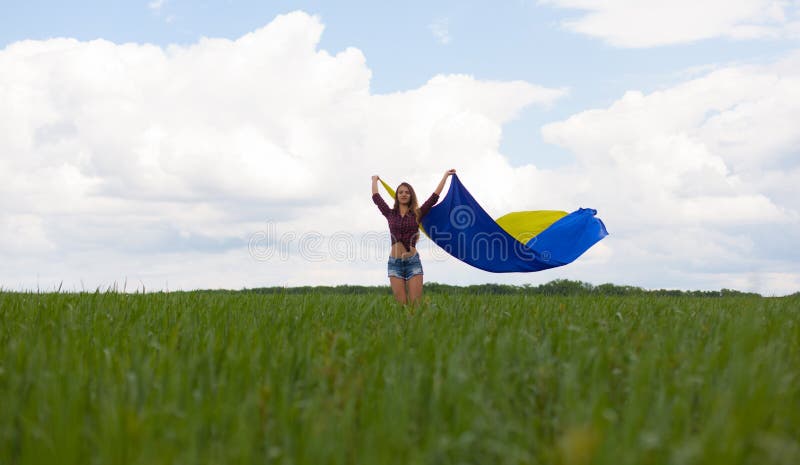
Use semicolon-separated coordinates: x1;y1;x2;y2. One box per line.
1;291;798;465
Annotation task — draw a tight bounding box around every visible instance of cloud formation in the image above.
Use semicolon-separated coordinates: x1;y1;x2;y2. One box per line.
541;55;800;294
0;11;564;291
429;18;452;45
148;0;166;13
1;10;798;295
542;0;800;47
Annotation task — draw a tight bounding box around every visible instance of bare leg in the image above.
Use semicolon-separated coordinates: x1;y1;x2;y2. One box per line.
389;277;408;304
407;274;423;305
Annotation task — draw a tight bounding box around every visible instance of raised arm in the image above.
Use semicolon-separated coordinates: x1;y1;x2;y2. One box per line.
371;175;392;217
434;169;456;196
419;169;456;218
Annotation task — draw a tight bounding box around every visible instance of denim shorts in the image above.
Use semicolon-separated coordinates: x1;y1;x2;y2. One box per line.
387;253;423;280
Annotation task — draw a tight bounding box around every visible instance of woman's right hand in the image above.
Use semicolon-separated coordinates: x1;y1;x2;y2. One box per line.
372;175;379;182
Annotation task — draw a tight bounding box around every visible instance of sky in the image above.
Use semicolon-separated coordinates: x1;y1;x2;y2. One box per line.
1;0;799;295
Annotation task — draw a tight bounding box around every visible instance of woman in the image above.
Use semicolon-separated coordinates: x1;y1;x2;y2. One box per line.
371;169;456;304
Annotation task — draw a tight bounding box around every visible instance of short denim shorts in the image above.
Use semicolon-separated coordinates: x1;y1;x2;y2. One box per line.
387;253;423;280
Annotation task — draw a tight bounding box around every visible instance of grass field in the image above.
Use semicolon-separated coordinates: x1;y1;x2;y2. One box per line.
1;290;798;465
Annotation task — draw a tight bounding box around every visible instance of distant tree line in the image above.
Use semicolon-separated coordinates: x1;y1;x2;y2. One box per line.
243;279;768;297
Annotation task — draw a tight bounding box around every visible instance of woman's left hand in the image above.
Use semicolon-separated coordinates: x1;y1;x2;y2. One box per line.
445;169;456;177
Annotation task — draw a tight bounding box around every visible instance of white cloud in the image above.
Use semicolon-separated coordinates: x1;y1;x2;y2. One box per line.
0;11;566;292
148;0;166;13
429;18;452;45
540;54;800;294
2;10;798;295
541;0;800;47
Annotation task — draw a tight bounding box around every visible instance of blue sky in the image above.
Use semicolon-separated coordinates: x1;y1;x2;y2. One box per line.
1;1;799;294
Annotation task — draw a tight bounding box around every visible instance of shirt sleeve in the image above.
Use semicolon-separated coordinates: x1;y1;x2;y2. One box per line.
372;193;392;217
419;192;439;218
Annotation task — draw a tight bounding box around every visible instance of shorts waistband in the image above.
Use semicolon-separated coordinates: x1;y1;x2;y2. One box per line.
388;252;419;262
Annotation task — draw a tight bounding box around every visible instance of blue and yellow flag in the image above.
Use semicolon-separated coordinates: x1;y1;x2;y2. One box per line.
381;175;608;272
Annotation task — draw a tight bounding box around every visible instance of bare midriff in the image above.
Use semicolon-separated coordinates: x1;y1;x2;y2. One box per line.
390;243;417;259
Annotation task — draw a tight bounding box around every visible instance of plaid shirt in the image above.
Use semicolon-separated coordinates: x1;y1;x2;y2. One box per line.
373;192;439;251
